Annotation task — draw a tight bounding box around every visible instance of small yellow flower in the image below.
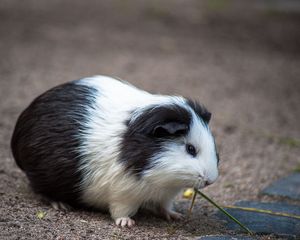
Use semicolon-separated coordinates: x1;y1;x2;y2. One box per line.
36;210;46;219
183;188;195;199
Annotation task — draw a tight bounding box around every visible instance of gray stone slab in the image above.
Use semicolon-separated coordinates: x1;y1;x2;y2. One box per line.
199;235;254;240
262;173;300;200
215;201;300;239
258;0;300;13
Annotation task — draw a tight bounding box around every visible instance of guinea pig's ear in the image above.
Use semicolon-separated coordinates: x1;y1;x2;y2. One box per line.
128;105;191;138
202;111;211;123
152;122;188;138
186;99;211;124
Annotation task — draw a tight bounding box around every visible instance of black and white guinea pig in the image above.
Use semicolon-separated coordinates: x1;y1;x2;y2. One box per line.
11;75;219;227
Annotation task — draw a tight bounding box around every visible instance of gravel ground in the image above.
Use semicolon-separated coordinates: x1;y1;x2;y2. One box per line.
0;1;300;239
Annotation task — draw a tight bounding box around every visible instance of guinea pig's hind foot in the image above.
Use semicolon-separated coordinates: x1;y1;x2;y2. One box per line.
51;201;72;211
161;209;184;222
115;217;135;227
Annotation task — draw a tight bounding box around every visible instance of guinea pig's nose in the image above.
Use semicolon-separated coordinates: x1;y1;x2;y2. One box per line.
204;180;212;187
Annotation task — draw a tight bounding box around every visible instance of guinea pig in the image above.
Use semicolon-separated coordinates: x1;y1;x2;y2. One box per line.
11;75;219;227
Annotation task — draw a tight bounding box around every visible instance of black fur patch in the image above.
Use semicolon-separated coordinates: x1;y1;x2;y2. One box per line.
186;99;211;123
11;82;96;207
119;104;192;177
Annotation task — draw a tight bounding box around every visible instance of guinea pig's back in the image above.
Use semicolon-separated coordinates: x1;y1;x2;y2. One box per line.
11;81;97;205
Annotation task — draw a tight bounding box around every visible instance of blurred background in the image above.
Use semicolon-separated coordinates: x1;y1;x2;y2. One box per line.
0;0;300;238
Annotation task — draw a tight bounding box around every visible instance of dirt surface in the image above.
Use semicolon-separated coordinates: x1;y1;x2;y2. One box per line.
0;1;300;239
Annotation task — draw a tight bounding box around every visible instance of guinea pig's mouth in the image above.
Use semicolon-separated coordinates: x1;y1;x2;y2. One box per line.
194;177;209;189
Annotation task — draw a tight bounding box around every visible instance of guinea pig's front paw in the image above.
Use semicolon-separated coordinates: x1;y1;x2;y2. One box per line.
115;217;135;228
161;209;184;222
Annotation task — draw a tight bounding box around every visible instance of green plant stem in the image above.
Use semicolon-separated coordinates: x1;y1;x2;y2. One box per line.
188;190;197;214
194;188;253;235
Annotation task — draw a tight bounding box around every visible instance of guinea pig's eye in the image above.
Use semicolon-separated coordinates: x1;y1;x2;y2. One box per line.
186;144;197;157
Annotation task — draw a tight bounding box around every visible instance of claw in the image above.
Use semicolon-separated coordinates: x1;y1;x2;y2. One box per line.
161;209;184;221
115;217;135;228
51;201;71;211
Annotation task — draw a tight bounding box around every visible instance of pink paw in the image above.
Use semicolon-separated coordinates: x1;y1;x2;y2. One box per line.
115;217;135;227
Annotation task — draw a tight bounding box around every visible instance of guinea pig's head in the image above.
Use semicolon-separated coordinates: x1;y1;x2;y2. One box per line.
120;99;219;189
